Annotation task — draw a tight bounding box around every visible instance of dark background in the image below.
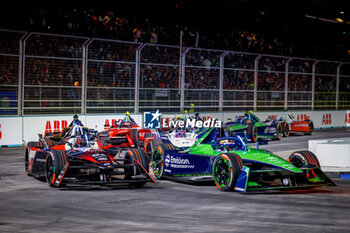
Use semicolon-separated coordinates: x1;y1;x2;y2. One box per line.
1;0;350;60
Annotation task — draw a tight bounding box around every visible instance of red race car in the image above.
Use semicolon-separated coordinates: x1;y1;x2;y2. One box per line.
100;112;151;149
265;112;314;136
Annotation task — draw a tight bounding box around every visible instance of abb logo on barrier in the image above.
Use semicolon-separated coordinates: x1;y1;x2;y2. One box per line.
104;119;121;129
296;114;310;121
322;114;332;125
345;113;350;124
45;120;68;134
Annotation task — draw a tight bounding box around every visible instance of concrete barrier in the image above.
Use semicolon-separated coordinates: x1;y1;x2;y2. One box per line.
309;138;350;169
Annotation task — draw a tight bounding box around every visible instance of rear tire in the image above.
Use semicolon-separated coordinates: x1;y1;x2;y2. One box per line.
213;153;243;191
288;150;320;169
27;141;44;148
282;122;290;137
25;146;30;176
25;141;44;176
273;124;283;140
247;125;257;142
305;121;314;135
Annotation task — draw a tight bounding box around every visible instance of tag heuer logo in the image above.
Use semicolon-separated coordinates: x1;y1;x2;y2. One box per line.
143;110;161;129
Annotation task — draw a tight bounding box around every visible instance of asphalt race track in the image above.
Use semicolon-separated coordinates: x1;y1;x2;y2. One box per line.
0;128;350;233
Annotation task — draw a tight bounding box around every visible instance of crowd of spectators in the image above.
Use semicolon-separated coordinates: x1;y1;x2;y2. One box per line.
1;7;350;99
2;8;348;61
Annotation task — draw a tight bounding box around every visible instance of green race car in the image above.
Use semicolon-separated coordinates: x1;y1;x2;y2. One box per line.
151;127;335;192
225;112;283;142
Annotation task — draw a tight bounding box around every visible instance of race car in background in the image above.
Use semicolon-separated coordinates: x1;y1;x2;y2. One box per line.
265;112;314;136
25;117;154;188
143;127;211;159
100;112;151;148
143;112;217;159
151;127;335;192
225;111;283;142
43;115;94;146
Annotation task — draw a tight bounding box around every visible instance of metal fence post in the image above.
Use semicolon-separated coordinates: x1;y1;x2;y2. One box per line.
82;38;93;115
254;55;262;111
135;44;146;114
219;51;229;112
336;62;343;110
18;32;30;116
21;32;33;116
311;61;319;110
180;48;190;113
284;58;293;110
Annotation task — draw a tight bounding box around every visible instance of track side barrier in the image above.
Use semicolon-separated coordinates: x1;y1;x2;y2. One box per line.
0;110;349;147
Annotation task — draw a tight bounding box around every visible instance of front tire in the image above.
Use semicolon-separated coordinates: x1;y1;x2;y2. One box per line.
288;150;320;169
151;143;174;180
213;153;243;191
45;150;68;187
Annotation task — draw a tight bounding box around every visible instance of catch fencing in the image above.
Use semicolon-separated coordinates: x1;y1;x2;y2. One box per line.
0;29;349;116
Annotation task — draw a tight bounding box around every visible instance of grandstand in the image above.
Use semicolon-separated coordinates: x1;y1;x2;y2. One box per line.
0;2;350;116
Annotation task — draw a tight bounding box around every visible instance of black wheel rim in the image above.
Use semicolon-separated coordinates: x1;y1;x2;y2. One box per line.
46;156;54;183
214;158;231;189
285;125;289;136
152;150;163;178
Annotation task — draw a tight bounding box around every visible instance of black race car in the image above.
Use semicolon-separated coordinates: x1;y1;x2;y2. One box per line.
25;121;154;188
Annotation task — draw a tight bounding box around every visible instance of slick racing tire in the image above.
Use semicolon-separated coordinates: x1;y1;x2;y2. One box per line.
125;148;149;187
247;125;257;142
288;150;321;169
25;141;45;176
304;121;314;135
151;143;175;180
25;147;30;176
213;153;243;191
45;150;68;187
273;124;283;140
145;138;162;160
282;122;290;137
129;129;139;147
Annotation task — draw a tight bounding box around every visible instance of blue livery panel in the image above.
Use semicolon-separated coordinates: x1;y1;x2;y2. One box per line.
163;151;216;175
